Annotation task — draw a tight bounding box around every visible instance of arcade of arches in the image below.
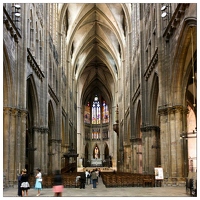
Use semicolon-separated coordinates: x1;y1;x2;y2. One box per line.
3;3;197;187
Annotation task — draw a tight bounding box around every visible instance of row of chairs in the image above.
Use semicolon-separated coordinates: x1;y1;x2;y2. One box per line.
28;173;82;188
101;172;155;187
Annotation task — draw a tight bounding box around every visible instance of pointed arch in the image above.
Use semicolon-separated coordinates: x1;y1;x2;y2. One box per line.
171;18;197;105
26;74;39;173
135;100;141;138
85;143;89;161
27;74;39;125
48;100;55;138
47;100;55;174
150;73;159;125
104;142;109;160
93;143;100;159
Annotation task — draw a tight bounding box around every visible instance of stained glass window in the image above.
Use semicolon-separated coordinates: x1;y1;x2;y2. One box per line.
84;96;109;126
92;96;101;124
92;128;100;139
84;102;90;124
102;100;109;123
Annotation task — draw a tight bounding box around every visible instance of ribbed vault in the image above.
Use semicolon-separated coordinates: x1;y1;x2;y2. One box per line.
60;3;129;104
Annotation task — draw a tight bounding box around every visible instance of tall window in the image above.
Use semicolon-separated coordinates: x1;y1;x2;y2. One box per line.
102;100;109;123
92;96;100;124
84;96;109;124
92;128;100;139
84;102;90;124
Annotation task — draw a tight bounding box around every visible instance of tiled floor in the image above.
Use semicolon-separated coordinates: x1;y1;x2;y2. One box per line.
3;176;190;197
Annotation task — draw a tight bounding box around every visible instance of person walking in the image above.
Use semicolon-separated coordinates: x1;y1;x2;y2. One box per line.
17;170;22;196
91;169;98;189
53;170;63;197
35;168;42;196
75;175;81;188
79;172;86;189
95;168;99;184
85;169;90;185
89;170;92;184
20;169;30;197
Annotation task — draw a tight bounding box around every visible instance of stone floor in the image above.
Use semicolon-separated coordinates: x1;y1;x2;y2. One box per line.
2;176;190;198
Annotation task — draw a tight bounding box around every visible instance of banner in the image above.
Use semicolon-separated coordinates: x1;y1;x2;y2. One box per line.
154;167;164;180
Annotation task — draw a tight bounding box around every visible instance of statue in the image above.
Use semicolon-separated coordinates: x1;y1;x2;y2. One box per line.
95;147;98;159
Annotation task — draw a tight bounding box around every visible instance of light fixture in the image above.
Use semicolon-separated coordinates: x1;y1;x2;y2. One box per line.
161;4;169;18
14;4;21;9
161;5;167;11
12;4;21;18
14;12;21;17
161;12;168;18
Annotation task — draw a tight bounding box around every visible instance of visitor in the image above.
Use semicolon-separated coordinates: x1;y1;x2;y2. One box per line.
53;170;63;197
17;170;22;197
85;169;90;185
20;169;30;197
35;168;42;196
79;172;86;189
91;169;98;189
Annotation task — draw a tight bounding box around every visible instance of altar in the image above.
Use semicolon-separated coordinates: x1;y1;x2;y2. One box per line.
91;159;102;167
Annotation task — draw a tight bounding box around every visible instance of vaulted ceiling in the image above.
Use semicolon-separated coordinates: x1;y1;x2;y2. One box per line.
60;3;129;105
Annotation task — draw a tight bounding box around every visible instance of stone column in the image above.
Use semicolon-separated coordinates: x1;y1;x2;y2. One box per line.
168;106;185;184
76;105;82;160
9;108;18;185
3;108;27;187
3;107;11;186
132;141;137;173
148;126;160;173
33;127;41;169
57;139;62;169
20;110;28;169
15;109;22;175
159;105;186;185
41;128;48;175
141;126;159;174
142;131;149;173
158;106;170;184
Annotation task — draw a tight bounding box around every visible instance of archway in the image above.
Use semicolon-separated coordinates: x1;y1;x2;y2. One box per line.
26;76;39;175
93;145;100;159
48;101;55;174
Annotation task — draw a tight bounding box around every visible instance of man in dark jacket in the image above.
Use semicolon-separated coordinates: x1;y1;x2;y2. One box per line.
17;171;22;196
79;172;86;189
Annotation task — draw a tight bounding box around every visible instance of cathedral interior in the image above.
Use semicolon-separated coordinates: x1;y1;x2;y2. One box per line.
3;3;197;188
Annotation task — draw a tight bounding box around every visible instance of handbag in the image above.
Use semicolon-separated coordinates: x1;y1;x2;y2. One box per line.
38;178;42;182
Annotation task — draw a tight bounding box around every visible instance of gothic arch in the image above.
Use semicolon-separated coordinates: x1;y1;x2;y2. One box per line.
171;18;197;106
135;100;142;173
93;144;100;159
135;100;141;138
61;118;65;148
48;100;55;174
48;100;55;139
26;75;40;174
27;75;39;125
85;143;89;161
104;143;109;160
150;73;159;125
